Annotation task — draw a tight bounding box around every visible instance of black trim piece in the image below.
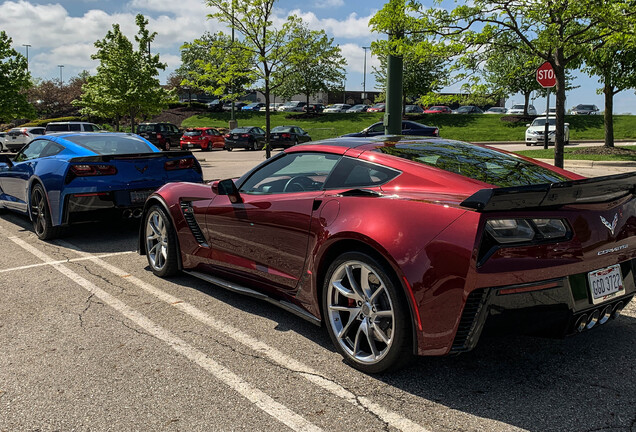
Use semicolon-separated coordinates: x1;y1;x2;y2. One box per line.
180;201;208;246
462;172;636;211
338;189;383;197
451;289;488;352
70;151;194;163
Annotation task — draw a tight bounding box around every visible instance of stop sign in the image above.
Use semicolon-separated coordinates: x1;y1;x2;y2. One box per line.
536;61;556;88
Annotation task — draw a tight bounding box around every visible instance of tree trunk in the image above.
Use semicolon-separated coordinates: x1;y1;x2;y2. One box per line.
115;114;120;132
603;82;614;148
130;108;136;134
553;49;566;169
523;92;531;116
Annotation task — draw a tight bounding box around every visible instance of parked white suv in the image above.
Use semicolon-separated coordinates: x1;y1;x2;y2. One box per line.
5;127;46;152
277;101;306;112
508;104;537;115
45;121;102;133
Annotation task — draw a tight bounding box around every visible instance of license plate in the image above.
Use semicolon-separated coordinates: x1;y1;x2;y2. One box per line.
130;190;153;204
233;135;239;139
588;264;624;304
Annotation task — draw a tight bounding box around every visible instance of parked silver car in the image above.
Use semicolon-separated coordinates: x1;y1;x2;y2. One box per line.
508;104;537;115
571;104;600;115
324;103;351;113
5;127;46;152
45;121;102;133
0;132;7;152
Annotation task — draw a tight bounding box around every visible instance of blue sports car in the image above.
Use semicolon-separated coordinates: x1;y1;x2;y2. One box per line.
0;132;203;240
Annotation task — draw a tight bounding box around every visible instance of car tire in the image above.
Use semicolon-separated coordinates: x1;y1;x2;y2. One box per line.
164;140;171;151
226;147;233;152
294;139;299;147
252;141;259;151
526;143;532;146
322;251;412;374
30;183;61;240
144;205;179;278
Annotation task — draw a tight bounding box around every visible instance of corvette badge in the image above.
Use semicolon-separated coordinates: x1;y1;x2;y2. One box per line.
600;214;618;235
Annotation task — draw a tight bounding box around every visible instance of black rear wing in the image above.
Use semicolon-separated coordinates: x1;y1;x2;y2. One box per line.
461;172;636;212
70;151;194;163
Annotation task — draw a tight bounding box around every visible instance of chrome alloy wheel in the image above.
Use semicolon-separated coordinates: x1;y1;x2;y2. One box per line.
326;260;395;365
145;209;169;271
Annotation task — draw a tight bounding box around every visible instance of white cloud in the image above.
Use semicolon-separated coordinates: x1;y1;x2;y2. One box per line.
339;43;379;74
286;10;375;39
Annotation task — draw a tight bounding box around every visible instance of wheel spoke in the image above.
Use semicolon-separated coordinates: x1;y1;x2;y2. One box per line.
369;282;386;302
374;310;393;318
345;264;366;300
332;280;360;300
362;319;380;359
360;266;374;299
370;321;391;345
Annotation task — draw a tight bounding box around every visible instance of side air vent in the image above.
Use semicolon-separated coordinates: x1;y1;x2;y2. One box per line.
180;201;208;246
451;289;488;352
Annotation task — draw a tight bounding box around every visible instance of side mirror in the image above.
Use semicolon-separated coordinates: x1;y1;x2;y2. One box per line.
525;124;530;127
212;178;243;204
565;123;570;126
0;154;13;168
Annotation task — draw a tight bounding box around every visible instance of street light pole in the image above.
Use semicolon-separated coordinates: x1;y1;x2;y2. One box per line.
362;46;370;102
57;64;64;87
22;44;31;71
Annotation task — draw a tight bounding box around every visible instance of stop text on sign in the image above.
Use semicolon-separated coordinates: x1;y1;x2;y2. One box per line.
536;61;556;88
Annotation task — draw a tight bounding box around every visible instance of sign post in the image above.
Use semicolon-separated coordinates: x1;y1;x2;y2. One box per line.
536;61;556;150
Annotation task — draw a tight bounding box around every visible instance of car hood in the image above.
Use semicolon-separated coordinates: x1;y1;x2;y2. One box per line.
527;125;557;132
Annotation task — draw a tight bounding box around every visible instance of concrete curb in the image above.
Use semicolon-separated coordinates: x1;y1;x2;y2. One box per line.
536;159;636;168
474;140;636;146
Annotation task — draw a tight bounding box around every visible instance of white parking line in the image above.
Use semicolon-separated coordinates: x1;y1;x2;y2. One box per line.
8;234;322;432
56;240;430;432
0;251;134;273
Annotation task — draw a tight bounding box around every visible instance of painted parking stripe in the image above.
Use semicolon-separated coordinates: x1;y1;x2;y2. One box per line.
0;251;134;273
56;240;430;432
8;235;322;432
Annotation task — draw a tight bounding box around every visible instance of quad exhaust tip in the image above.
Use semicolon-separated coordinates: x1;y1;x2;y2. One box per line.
574;300;624;333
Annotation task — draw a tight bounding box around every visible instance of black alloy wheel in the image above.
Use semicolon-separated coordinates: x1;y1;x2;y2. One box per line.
30;184;61;240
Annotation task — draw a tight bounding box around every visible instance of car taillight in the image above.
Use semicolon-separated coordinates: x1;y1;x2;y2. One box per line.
71;164;118;176
165;158;195;170
224;134;231;139
281;133;291;138
22;129;28;136
241;134;250;138
156;133;163;139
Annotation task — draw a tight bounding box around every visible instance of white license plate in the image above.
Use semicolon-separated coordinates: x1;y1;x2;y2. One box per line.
588;264;625;304
130;190;152;204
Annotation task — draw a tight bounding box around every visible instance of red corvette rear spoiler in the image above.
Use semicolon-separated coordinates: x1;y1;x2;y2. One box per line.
70;151;195;163
461;172;636;212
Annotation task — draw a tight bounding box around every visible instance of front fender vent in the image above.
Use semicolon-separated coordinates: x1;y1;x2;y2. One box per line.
180;201;208;247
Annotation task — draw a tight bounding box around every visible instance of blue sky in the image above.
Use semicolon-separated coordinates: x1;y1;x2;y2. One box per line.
0;0;633;113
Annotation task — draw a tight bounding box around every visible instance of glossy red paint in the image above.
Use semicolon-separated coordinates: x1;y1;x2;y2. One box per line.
180;127;225;151
141;137;636;363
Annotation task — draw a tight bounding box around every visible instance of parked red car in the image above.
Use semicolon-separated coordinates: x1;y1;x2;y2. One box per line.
367;103;386;112
424;105;452;114
140;137;636;373
180;128;225;151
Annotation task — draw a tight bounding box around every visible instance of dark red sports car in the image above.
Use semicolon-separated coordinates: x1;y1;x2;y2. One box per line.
139;137;636;373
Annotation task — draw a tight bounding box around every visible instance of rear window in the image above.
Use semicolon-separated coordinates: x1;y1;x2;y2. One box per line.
374;141;568;187
272;127;292;133
184;130;203;136
137;124;156;134
46;124;69;132
65;134;156;155
232;128;252;133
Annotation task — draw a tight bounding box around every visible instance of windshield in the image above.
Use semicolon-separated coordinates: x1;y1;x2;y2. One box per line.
531;118;556;127
374;141;568;187
456;106;473;112
65;134;155;155
577;105;596;110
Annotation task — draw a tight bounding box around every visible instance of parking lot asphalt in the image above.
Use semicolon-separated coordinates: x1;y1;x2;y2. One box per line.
1;143;635;432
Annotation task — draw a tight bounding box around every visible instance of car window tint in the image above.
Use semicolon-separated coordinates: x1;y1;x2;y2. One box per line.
239;152;340;194
374;141;568;187
325;157;400;189
15;139;49;161
368;123;384;133
32;128;45;135
64;134;155;155
46;124;68;132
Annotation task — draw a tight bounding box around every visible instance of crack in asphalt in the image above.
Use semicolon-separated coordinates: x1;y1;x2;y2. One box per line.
120;320;159;341
77;263;127;296
182;330;392;431
78;292;98;329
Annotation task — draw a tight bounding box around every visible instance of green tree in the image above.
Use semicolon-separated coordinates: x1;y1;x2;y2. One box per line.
74;14;172;131
206;0;297;158
373;35;448;112
30;72;90;118
0;31;34;122
583;35;636;147
275;23;346;107
178;32;255;102
372;0;635;167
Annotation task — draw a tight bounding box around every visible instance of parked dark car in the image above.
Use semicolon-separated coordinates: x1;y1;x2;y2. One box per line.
342;120;439;138
405;105;424;114
269;126;312;149
137;122;182;151
206;99;224;112
453;105;484;114
224;126;266;151
571;104;600;115
223;102;247;111
303;104;325;113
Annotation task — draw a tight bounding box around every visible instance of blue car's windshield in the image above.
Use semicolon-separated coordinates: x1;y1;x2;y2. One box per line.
65;134;156;155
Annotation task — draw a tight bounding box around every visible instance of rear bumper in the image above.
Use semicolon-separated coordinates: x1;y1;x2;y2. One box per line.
224;139;252;149
449;258;636;354
63;188;156;223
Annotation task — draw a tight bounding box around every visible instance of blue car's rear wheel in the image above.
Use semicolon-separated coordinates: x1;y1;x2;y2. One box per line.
30;184;60;240
144;205;179;277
